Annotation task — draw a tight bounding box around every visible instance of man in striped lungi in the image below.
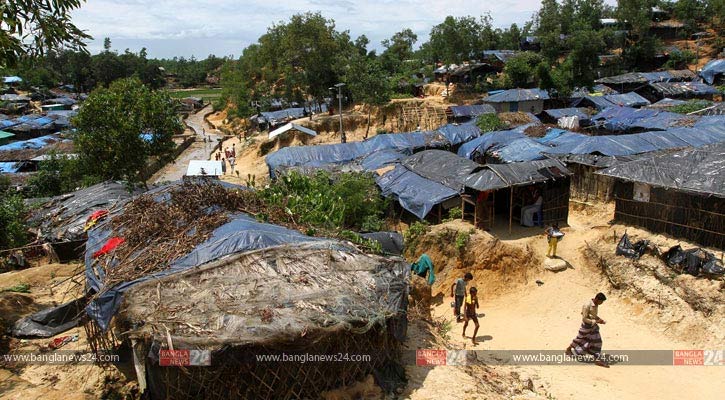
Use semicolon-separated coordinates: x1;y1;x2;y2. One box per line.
566;292;609;368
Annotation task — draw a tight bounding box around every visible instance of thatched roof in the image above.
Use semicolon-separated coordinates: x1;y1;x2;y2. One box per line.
120;244;409;348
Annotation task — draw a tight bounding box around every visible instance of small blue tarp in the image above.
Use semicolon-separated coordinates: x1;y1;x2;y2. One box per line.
699;59;725;85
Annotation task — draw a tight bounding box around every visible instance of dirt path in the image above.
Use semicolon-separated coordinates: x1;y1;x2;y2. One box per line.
431;210;724;400
148;105;222;184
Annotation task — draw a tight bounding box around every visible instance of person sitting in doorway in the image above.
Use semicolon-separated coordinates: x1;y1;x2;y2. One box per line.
521;187;543;227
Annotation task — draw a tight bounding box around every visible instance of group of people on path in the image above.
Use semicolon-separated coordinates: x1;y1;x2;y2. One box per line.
214;143;237;175
450;233;610;367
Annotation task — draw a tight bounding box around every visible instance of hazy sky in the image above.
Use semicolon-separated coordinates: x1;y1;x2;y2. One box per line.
70;0;578;59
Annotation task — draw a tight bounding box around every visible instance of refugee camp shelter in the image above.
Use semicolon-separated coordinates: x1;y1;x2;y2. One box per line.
268;122;317;140
463;158;572;231
446;104;495;122
120;243;409;399
3;76;22;85
699;59;725;85
185;160;223;177
640;81;719;101
597;142;725;249
595;70;695;93
484;88;550;114
572;92;651;110
79;181;409;399
28;181;139;261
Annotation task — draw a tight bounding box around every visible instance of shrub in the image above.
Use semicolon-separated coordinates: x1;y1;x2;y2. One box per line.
476;113;505;132
669;100;713;114
0;193;28;250
404;221;429;251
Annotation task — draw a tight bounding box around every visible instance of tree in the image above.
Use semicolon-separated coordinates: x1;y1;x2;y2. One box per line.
426;16;483;64
72;78;183;183
344;56;391;138
380;29;418;73
504;52;544;87
535;0;563;61
1;0;91;67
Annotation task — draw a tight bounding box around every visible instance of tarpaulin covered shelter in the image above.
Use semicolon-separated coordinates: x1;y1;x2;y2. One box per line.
29;181;140;261
120;243;409;399
589;106;691;131
457;128;528;160
447;104;495;120
573;92;651;110
489;138;549;162
644;81;719;100
597;142;725;248
401;149;482;192
375;164;459;219
699;59;725;85
648;98;687;109
268;122;317;140
464;158;572;230
265;130;448;177
484;88;550;114
543;108;591;124
436;121;482;145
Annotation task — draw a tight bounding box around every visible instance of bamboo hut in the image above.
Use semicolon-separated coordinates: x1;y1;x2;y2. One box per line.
597;143;725;249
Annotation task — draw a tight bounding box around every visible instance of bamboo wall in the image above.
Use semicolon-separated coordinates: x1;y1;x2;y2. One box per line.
569;164;616;202
613;181;725;249
542;177;571;225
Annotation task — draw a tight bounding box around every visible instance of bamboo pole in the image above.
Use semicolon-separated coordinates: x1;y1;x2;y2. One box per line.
509;188;513;234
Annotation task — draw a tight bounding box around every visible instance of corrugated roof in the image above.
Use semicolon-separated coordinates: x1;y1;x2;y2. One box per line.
484;88;550;103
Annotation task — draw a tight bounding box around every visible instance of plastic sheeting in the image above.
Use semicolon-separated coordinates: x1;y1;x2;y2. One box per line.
402;149;481;192
648;82;719;97
360;149;406;171
0;161;21;173
485;88;550;102
360;232;404;256
490;138;549;162
12;297;85;338
597;142;725;197
29;181;139;243
543;108;590;122
265;131;448;177
465;158;572;191
457;129;527;159
448;105;495;118
375;165;459;219
85;212;335;330
602;92;651;108
590;106;688;131
0;134;64;151
699;59;725;85
436;121;481;145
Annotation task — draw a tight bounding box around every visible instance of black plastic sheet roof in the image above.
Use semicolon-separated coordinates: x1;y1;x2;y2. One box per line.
465;158;572;191
596;142;725;198
402;149;482;192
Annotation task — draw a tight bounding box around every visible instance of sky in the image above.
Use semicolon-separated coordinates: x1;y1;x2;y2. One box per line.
71;0;546;59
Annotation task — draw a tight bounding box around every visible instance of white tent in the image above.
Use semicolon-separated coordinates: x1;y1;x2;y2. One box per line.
268;123;317;140
186;160;223;177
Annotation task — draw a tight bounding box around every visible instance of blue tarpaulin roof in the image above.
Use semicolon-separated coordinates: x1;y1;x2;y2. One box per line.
590;106;688;131
699;59;725;85
448;104;495;118
436;121;481;145
375;165;459;219
401;149;481;192
602;92;651;107
485;88;550;103
360;149;406;171
543;108;591;122
265;131;448;177
490;138;549;162
457;129;527;159
0;162;21;173
0;134;64;151
3;76;22;84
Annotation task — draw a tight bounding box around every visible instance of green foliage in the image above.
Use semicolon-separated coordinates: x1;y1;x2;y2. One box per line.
447;207;463;220
1;283;31;293
0;192;28;251
0;0;90;68
476;113;505;132
424;14;498;64
26;153;102;197
663;50;696;70
380;29;418;74
455;231;470;252
390;92;414;99
260;171;386;231
668;100;713;114
404;221;430;251
72;78;183;183
504;51;544;88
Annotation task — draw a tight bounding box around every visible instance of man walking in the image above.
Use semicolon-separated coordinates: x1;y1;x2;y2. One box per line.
451;272;473;322
566;292;609;368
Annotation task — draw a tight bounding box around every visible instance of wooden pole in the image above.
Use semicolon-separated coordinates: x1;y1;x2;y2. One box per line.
509;187;513;234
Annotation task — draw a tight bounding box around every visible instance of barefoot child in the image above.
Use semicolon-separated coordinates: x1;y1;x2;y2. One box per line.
462;287;480;345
